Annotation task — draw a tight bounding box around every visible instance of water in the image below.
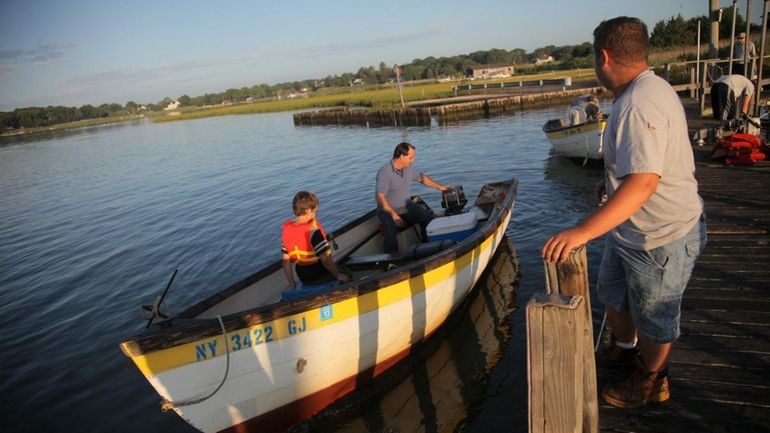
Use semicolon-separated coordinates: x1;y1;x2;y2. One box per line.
0;107;606;432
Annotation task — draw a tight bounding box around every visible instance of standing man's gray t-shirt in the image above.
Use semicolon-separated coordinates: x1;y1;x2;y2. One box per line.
376;161;421;210
603;70;703;250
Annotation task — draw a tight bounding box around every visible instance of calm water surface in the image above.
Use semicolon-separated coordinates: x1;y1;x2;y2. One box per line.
0;107;606;432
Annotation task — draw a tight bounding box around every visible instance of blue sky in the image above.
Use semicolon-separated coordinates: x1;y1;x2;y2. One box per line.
0;0;765;111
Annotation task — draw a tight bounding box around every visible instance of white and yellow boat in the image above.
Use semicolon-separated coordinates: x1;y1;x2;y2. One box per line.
119;179;518;433
542;118;606;160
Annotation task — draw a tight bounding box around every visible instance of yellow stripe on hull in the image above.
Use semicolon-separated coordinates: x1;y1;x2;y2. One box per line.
129;225;503;378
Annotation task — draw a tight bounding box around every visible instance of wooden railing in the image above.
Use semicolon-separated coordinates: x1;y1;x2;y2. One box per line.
660;55;770;116
452;78;573;96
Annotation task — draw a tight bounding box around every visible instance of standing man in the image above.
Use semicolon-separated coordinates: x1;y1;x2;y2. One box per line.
541;17;706;408
711;74;754;124
376;142;447;254
732;32;756;78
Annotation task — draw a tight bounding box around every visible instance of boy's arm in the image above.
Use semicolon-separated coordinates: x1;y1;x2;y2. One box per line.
319;252;349;283
282;254;296;289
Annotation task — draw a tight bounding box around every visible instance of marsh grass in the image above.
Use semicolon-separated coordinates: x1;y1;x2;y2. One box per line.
152;70;600;123
1;115;146;137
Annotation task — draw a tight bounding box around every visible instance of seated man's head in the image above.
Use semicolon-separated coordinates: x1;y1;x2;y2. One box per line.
392;142;416;169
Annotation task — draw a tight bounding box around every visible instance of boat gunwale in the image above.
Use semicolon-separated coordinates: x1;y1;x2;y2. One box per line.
120;179;518;356
542;118;605;134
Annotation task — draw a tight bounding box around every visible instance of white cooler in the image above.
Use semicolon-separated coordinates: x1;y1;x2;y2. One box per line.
426;212;478;243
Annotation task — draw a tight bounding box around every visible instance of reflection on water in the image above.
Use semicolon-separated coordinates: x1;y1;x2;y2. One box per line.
293;237;519;433
543;152;603;194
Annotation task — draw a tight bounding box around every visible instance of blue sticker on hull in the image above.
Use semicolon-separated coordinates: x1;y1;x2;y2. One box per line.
320;305;333;321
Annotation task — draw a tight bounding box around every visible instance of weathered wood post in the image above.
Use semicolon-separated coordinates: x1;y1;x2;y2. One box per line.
700;60;711;116
527;294;589;433
690;67;697;99
528;245;598;433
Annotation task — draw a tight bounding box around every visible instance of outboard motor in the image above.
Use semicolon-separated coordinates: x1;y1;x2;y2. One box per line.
441;185;468;216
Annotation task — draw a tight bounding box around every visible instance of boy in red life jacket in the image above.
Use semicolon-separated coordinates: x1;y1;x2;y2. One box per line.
281;191;350;290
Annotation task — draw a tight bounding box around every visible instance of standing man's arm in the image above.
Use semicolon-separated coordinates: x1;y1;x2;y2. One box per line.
541;173;659;262
419;173;448;191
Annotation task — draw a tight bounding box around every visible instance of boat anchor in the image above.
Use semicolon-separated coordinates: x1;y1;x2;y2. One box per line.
141;269;178;329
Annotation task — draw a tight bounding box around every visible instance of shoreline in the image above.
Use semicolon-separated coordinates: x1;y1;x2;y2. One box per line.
2;72;600;136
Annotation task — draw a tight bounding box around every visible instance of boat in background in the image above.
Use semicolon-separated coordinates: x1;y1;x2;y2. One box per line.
120;179;518;433
542;118;606;161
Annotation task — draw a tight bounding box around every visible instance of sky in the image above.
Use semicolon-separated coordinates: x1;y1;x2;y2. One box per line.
0;0;767;111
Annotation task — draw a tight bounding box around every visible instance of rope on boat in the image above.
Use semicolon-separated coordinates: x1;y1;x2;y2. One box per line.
160;315;230;412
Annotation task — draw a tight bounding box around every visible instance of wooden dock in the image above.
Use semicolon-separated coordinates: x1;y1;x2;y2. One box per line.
598;101;770;432
292;86;605;127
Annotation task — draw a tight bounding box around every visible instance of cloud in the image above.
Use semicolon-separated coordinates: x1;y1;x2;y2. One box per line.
289;29;445;58
238;29;446;61
0;43;76;68
61;58;226;92
14;29;448;107
0;65;17;75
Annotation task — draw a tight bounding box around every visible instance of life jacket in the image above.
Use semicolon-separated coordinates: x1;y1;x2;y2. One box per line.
282;219;326;265
711;133;767;165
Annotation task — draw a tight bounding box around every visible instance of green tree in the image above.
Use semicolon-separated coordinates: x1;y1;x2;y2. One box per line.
378;61;392;83
650;14;696;47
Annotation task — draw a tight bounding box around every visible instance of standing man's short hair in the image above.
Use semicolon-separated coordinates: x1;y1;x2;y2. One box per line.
593;16;649;65
393;142;415;159
292;191;319;216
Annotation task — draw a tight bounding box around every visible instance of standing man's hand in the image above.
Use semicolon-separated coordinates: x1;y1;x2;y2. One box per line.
541;226;591;263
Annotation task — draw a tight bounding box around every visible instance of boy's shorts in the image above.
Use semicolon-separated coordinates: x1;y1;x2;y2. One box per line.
597;214;706;343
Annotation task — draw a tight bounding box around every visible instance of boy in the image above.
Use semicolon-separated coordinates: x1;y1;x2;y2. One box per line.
281;191;349;289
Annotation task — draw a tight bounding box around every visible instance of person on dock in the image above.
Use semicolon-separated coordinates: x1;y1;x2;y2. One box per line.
541;16;706;409
732;32;756;78
376;142;448;254
568;94;601;125
710;74;754;125
282;191;349;290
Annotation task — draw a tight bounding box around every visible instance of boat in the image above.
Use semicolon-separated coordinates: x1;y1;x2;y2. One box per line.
119;178;518;433
542;118;606;161
292;236;519;432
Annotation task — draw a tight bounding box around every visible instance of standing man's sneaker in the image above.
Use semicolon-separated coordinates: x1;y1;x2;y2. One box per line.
601;363;670;408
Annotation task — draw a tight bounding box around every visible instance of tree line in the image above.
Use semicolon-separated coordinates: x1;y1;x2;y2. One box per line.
2;11;760;131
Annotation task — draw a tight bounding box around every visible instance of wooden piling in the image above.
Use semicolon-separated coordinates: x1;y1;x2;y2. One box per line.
528;246;598;433
527;293;592;433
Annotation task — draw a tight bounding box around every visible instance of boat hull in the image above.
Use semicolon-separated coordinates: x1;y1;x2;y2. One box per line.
120;180;517;433
543;119;605;160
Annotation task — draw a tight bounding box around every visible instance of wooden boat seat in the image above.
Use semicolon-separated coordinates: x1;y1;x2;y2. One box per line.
345;239;457;268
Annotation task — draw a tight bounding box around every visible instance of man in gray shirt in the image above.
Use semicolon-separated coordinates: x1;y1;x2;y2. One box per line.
375;142;447;253
542;17;706;409
732;32;756;78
